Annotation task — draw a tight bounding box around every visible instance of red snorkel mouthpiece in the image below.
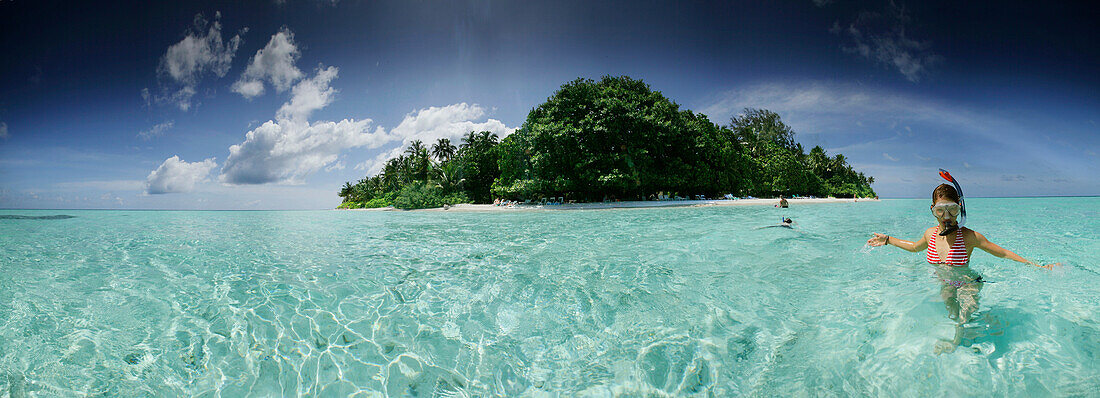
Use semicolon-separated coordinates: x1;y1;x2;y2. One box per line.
938;168;966;234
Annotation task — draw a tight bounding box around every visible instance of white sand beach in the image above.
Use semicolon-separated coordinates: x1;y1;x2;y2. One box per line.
345;197;877;212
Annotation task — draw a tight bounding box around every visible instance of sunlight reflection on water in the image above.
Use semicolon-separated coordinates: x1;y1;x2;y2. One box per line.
1;198;1098;396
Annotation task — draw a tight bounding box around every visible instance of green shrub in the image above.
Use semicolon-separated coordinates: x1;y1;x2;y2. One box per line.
363;198;393;208
336;201;364;209
392;183;447;209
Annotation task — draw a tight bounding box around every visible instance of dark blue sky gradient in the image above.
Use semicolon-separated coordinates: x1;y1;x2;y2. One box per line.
1;0;1097;208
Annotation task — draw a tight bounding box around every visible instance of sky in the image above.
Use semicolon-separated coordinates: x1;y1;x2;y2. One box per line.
1;0;1097;209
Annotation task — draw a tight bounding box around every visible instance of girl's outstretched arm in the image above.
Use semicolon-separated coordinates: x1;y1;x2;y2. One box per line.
868;229;929;253
973;230;1059;269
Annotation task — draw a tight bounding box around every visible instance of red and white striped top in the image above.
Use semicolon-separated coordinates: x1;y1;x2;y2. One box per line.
927;227;969;266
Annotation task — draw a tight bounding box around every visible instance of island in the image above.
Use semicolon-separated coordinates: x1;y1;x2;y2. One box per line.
338;76;875;210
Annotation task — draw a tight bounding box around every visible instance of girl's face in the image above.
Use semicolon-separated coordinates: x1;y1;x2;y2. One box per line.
931;199;961;225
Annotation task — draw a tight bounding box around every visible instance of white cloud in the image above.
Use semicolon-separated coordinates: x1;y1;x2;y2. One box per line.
325;161;345;172
137;121;174;140
153;12;245;110
221;118;386;184
145;156;218;194
0;122;7;139
231;80;265;98
883;152;899;162
277;65;336;121
232;28;303;99
355;103;515;174
832;4;940;82
220;66;391;185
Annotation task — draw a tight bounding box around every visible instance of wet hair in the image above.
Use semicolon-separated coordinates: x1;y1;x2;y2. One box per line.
932;183;960;204
783;218;792;223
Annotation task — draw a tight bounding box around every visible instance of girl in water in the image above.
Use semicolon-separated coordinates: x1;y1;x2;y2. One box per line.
866;171;1056;351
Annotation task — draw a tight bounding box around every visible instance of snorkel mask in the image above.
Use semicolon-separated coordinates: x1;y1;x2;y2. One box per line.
937;169;966;236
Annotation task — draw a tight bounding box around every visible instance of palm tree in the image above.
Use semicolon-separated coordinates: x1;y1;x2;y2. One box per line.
406;140;427;158
338;182;354;201
431;138;456;161
405;140;430;181
431;160;465;193
478;130;499;145
461;131;476;149
351;183;370;202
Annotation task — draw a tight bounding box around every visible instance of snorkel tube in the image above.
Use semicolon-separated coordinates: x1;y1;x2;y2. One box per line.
938;169;966;236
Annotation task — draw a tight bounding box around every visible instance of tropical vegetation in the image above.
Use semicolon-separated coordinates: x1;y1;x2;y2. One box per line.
338;76;874;209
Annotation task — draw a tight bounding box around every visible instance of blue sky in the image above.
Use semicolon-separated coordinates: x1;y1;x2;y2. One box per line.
1;0;1097;209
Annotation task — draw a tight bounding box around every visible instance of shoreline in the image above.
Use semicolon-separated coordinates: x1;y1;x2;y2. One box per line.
343;197;877;212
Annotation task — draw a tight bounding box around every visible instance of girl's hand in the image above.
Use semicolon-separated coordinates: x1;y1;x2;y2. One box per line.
1038;262;1063;270
867;233;889;247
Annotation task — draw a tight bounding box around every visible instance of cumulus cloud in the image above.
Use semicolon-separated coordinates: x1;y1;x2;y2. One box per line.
220;66;391;185
831;3;940;82
276;65;336;121
145;156;218;194
0;122;7;139
232;28;303;99
152;12;246;110
137;121;174;140
354;103;515;174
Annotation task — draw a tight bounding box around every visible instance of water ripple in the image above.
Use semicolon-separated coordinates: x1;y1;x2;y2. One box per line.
1;200;1099;396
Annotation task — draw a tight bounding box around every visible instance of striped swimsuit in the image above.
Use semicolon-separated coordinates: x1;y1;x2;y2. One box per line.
929;227;978;287
928;227;969;265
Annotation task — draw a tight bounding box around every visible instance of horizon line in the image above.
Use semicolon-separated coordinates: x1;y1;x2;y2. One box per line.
2;195;1098;211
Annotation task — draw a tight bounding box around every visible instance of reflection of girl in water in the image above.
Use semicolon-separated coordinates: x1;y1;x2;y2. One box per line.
866;171;1057;352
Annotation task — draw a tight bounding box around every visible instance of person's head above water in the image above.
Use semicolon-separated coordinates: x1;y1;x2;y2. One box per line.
931;183;961;233
783;217;793;224
932;183;960;203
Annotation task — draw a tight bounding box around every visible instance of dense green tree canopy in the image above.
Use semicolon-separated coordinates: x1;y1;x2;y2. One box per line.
494;76;755;200
338;75;875;209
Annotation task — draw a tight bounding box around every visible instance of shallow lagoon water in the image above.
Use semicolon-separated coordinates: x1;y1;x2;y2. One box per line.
1;198;1098;396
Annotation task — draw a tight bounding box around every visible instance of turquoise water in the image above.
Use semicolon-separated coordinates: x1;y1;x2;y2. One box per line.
2;198;1098;396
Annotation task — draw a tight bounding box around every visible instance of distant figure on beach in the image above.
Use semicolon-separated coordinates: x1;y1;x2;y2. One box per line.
777;196;789;208
866;170;1059;353
758;217;794;229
